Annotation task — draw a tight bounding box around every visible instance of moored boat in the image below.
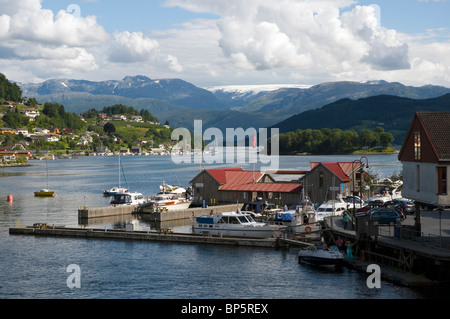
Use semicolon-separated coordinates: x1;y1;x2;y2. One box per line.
298;245;344;266
34;189;55;197
191;210;285;239
103;186;128;196
268;200;319;234
110;192;147;206
140;183;192;213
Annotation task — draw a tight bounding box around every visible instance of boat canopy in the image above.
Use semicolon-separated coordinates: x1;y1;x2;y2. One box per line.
241;200;267;213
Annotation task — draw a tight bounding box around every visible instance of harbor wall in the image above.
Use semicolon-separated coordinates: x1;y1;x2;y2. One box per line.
146;204;238;222
78;204;138;219
9;226;285;249
78;203;238;221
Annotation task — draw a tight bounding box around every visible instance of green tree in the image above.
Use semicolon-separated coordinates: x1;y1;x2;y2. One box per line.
359;130;376;148
379;132;394;148
3;111;29;128
103;122;116;135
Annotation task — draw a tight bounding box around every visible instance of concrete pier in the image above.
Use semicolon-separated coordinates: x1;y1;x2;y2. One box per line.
142;204;238;222
9;225;288;249
78;204;138;219
78;203;238;221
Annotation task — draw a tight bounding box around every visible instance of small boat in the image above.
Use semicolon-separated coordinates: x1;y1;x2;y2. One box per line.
110;192;147;206
34;159;55;197
34;189;55;197
140;183;191;213
268;200;319;233
104;152;128;196
298;245;344;266
191;210;285;239
103;186;128;196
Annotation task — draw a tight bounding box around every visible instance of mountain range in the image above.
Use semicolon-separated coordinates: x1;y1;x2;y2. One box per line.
18;76;450;142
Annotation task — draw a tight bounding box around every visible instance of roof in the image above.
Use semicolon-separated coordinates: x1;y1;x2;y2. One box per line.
310;162;364;182
220;182;302;193
417;112;450;160
204;168;243;184
194;168;302;193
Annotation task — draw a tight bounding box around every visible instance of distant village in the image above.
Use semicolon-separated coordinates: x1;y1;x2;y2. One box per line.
0;99;173;165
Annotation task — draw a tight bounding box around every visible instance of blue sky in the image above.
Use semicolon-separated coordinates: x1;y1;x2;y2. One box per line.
39;0;450;34
2;0;450;87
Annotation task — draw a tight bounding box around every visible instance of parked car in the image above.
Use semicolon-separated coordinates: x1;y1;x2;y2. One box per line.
370;208;402;225
354;202;384;217
391;199;416;214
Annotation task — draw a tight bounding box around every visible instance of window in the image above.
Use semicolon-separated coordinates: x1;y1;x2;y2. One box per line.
319;171;324;187
414;132;421;160
438;167;447;195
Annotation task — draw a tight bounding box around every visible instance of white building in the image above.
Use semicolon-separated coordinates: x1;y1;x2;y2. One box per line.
398;112;450;209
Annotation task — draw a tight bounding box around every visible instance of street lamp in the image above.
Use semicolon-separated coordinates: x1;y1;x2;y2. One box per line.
352;156;370;211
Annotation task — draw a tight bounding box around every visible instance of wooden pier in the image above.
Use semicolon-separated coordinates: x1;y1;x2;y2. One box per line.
324;215;450;286
9;224;288;249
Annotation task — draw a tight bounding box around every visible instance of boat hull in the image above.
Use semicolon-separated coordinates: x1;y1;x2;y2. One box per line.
34;192;55;197
298;247;344;266
298;255;343;266
192;225;284;239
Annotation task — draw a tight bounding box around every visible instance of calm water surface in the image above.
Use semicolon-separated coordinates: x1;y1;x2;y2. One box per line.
0;154;433;299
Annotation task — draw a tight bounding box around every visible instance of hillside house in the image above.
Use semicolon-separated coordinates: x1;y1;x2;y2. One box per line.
15;128;29;136
34;128;50;135
20;108;40;120
398;112;450;208
43;135;59;142
189;168;303;206
0;128;15;134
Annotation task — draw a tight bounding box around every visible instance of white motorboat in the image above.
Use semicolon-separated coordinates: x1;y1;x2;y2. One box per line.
269;201;319;234
316;196;349;221
110;192;147;206
140;183;192;213
298;245;344;266
191;211;285;239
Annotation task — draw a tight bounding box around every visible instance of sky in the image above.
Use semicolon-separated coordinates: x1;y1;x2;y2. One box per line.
1;0;450;88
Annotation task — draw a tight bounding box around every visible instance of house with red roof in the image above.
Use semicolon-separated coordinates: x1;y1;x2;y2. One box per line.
398;112;450;209
302;161;367;205
189;168;303;206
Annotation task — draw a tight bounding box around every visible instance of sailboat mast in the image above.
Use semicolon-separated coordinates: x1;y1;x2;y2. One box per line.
119;152;121;188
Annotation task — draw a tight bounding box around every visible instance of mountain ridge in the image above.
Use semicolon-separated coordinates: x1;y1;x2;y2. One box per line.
17;76;450;132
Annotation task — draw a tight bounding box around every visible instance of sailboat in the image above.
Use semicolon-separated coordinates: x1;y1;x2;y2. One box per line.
103;152;128;196
34;158;55;197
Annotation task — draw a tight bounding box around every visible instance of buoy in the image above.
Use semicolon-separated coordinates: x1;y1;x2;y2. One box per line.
7;195;13;202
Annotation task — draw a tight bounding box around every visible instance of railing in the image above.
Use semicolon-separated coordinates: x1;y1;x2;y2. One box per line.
377;224;444;248
361;249;411;271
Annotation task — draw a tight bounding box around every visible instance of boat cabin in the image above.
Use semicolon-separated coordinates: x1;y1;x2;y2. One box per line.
196;212;255;225
110;192;146;205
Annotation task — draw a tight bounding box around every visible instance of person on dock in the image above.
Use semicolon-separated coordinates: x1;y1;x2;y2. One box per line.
344;214;349;230
345;241;353;258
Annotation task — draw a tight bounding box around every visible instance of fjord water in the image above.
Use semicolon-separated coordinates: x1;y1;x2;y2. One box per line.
0;154;427;299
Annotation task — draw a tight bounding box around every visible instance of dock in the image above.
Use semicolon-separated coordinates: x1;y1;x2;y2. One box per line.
324;214;450;286
9;224;288;249
78;204;238;221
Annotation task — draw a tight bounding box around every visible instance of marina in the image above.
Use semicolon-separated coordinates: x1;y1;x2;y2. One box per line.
1;154;448;299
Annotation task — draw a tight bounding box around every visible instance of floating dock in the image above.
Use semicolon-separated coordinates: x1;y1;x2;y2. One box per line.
9;224;288;249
